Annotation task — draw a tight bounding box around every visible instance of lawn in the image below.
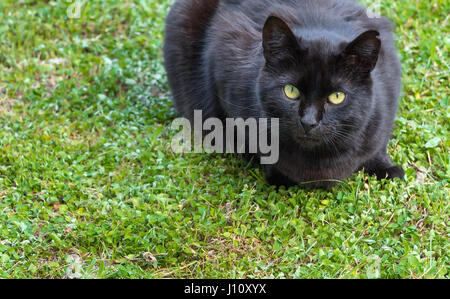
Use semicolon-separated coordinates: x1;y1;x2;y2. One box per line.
0;0;448;279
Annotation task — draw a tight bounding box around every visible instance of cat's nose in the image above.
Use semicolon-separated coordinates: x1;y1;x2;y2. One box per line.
300;105;320;133
300;118;319;134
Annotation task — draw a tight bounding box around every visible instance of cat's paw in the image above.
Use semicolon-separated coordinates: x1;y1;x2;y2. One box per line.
376;165;405;180
266;167;297;188
386;165;405;179
266;174;296;188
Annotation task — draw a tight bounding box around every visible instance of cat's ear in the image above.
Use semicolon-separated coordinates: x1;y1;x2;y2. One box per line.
341;30;381;73
262;16;299;67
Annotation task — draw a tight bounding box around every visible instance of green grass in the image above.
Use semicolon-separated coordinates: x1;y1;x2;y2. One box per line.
0;0;448;279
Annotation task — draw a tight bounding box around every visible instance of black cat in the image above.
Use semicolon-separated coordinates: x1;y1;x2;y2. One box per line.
164;0;405;188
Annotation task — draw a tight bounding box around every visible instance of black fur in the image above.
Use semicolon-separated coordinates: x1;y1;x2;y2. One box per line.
164;0;405;188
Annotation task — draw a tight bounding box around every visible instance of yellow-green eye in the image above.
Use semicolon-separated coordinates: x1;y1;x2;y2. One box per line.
328;92;346;105
284;85;301;99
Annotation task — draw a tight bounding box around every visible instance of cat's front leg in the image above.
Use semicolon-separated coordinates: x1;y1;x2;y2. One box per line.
361;152;405;180
265;166;297;188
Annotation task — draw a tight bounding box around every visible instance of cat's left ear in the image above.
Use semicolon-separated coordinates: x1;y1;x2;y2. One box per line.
341;30;381;73
262;16;299;67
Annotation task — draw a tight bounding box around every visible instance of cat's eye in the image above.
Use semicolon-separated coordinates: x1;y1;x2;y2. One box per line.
328;92;346;105
284;85;301;100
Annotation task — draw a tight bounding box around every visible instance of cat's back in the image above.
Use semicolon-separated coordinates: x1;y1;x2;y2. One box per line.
164;0;222;120
211;0;394;49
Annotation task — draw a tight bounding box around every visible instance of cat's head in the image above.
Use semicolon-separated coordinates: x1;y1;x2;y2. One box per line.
257;16;381;153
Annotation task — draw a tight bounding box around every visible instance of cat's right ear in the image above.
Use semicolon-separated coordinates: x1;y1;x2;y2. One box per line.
262;16;299;67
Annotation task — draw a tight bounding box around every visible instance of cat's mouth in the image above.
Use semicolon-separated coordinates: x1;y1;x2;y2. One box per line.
296;134;323;147
300;135;320;141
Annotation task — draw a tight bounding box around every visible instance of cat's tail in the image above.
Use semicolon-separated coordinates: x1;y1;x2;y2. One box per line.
163;0;222;121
